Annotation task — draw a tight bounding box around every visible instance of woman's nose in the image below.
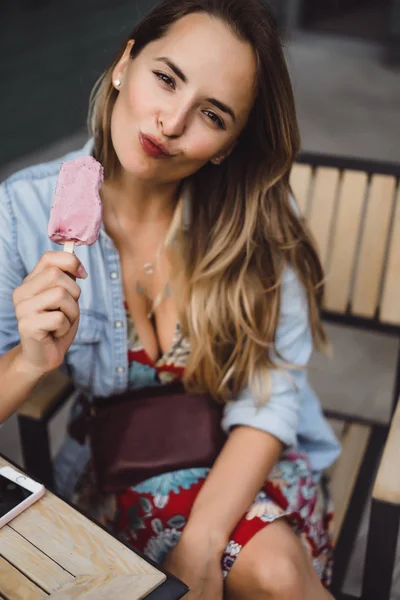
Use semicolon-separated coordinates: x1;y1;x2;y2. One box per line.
159;106;188;138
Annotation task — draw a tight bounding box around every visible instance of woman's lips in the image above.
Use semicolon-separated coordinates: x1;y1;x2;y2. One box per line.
139;134;170;158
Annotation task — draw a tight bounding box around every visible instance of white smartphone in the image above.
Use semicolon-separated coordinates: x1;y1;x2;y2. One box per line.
0;466;45;528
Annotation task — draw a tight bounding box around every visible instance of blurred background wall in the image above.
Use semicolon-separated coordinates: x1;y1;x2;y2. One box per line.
0;0;399;180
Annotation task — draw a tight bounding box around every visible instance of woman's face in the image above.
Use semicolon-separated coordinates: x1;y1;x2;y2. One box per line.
111;12;257;183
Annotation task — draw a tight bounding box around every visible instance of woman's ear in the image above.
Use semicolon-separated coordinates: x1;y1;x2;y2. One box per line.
211;141;238;165
112;39;135;90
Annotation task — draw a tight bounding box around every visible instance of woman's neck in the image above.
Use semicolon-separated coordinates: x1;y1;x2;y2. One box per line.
101;171;180;225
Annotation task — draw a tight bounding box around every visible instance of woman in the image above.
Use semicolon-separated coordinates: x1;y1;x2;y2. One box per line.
0;0;340;598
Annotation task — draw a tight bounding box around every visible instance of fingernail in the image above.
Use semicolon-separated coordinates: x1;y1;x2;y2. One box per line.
77;265;88;279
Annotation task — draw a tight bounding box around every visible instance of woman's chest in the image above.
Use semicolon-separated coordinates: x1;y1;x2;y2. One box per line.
119;251;179;362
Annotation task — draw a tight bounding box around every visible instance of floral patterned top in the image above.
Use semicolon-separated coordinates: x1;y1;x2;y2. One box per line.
125;301;190;389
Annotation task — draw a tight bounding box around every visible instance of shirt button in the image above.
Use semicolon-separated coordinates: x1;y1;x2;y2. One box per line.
114;320;123;329
116;366;125;374
110;271;118;280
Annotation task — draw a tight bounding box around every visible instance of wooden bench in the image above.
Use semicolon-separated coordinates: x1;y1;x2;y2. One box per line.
291;153;400;600
362;396;400;600
16;152;400;600
17;369;74;489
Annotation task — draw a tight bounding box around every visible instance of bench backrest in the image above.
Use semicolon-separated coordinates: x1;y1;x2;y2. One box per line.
291;154;400;328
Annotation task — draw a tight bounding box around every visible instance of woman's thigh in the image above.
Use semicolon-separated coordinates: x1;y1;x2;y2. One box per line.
225;518;333;600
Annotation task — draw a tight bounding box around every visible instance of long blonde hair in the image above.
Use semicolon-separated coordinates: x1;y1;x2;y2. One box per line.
88;0;326;403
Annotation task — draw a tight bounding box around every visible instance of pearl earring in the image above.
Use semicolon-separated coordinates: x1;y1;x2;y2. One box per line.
114;79;121;88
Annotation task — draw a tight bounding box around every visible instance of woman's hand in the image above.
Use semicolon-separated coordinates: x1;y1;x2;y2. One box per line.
12;251;87;377
163;528;224;600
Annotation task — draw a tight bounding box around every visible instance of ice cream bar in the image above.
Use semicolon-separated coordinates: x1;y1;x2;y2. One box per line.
48;156;104;252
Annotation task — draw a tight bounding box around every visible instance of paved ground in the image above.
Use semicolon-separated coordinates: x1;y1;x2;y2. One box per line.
287;32;400;162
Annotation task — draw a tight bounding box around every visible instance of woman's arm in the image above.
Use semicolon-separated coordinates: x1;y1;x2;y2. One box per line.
0;346;45;423
0;182;38;422
164;266;313;596
185;425;283;548
0;183;83;423
164;428;282;599
180;266;312;547
163;427;281;599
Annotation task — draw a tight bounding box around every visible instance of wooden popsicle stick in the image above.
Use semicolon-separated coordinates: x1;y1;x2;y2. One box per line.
63;241;75;254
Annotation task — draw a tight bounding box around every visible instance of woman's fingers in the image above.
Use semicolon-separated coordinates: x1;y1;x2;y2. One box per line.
15;286;80;326
13;266;82;305
18;310;72;342
24;251;88;283
11;251;86;376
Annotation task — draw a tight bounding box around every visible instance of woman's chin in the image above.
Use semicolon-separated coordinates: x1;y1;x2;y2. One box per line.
119;156;160;180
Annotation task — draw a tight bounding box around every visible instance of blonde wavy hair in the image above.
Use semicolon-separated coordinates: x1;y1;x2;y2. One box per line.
88;0;327;403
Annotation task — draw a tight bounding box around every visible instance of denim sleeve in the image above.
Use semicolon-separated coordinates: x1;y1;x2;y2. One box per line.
221;265;312;447
0;182;26;356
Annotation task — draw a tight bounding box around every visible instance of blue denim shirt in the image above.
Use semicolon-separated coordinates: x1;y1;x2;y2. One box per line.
0;140;340;493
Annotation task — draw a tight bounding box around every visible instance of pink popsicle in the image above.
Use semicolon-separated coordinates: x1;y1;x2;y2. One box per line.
48;156;104;252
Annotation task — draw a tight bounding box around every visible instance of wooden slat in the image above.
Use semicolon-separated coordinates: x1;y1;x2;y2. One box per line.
307;167;340;266
0;458;164;583
380;185;400;325
8;497;156;578
290;163;313;215
324;171;368;313
17;370;73;420
327;418;347;442
329;423;371;544
373;397;400;504
47;574;164;600
0;526;74;593
352;175;396;318
0;556;46;600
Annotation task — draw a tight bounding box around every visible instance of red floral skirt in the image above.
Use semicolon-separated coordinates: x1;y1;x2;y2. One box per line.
73;450;334;587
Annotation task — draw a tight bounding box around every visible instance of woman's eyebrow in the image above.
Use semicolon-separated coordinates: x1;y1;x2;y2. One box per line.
156;57;188;83
155;56;237;122
207;98;236;123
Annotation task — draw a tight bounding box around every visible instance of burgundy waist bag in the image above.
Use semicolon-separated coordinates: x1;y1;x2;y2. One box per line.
70;381;227;493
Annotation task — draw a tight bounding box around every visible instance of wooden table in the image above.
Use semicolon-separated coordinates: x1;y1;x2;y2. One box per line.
0;456;188;600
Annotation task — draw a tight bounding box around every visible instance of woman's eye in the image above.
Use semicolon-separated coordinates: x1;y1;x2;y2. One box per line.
203;110;225;130
153;71;175;90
